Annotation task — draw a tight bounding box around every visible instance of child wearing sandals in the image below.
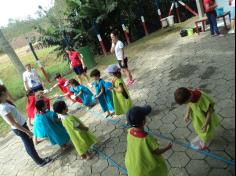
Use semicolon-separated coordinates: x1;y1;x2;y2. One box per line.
33;99;70;150
53;101;97;160
90;69;114;117
174;87;220;150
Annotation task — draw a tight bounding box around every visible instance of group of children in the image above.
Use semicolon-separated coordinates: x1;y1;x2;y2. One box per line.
24;64;220;176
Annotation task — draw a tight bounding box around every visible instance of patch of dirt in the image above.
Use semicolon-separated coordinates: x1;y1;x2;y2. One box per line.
169;64;199;81
200;66;217;80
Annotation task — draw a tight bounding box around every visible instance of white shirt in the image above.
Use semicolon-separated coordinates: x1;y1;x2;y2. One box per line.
231;0;235;7
114;40;125;61
0;103;26;129
0;79;3;85
23;69;41;88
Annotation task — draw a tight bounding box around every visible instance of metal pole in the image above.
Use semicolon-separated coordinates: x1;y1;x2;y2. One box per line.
28;42;50;83
195;0;205;18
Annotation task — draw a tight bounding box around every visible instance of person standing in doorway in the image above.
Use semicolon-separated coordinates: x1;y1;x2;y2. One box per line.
110;31;135;87
229;0;235;33
23;64;44;92
203;0;223;37
0;85;51;167
65;48;91;87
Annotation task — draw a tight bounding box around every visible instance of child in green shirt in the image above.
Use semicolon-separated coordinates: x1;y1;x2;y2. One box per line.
105;64;132;115
53;101;97;160
174;87;220;150
125;105;172;176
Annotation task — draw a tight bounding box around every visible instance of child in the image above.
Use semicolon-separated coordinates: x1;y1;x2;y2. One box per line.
125;105;172;176
26;90;36;127
35;91;51;110
174;87;220;150
105;64;132;115
50;73;82;104
90;69;114;117
53;101;97;160
33;99;70;150
68;79;95;109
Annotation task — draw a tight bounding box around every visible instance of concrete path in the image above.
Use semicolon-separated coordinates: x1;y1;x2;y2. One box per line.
0;28;235;176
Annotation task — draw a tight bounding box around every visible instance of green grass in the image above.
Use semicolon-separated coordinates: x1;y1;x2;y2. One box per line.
0;18;195;136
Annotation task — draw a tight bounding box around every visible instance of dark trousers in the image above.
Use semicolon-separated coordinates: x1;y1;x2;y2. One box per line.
12;124;43;164
31;84;44;93
207;10;220;35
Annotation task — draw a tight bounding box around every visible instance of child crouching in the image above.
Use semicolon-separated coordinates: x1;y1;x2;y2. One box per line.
174;87;220;150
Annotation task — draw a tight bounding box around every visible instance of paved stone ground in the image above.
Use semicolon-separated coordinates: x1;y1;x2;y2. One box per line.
0;27;235;176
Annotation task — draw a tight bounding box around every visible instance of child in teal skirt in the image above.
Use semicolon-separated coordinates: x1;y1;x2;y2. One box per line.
68;79;95;109
174;87;220;150
90;69;114;117
125;105;172;176
53;100;97;160
33;99;70;150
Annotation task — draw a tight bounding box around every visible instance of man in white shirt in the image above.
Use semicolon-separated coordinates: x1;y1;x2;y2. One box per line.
110;31;134;86
23;64;44;92
229;0;235;33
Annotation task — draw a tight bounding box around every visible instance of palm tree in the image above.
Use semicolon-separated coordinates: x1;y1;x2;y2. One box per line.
0;29;25;75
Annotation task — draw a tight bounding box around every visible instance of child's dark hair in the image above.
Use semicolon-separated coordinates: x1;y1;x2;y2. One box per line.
26;90;34;97
35;99;46;112
69;79;80;86
111;31;118;37
53;101;67;114
54;73;62;80
112;70;122;78
0;85;7;98
174;87;191;105
0;85;15;106
90;69;101;78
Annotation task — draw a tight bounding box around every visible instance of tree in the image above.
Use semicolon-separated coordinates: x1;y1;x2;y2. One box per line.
0;30;25;75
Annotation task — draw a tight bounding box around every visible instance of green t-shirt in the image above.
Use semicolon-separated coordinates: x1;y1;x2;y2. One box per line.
112;78;132;115
189;91;220;142
125;129;168;176
61;115;97;155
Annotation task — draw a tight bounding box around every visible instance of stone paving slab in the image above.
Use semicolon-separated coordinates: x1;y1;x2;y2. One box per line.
0;28;235;176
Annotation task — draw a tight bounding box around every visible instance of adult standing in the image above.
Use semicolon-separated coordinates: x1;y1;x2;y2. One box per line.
229;0;235;34
0;79;14;102
23;64;44;92
203;0;223;37
65;48;91;86
110;31;134;87
0;85;51;166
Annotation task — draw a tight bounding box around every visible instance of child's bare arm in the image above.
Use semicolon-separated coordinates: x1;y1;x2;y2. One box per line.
153;143;172;155
50;83;59;91
96;88;104;99
201;105;214;132
184;105;191;123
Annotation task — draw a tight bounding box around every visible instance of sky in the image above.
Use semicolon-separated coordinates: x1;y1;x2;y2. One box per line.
0;0;54;27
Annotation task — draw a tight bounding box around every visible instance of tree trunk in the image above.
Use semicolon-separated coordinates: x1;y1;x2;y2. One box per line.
0;30;25;76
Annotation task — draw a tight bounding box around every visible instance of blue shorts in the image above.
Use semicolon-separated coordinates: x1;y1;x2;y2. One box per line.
231;7;235;20
73;65;84;75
